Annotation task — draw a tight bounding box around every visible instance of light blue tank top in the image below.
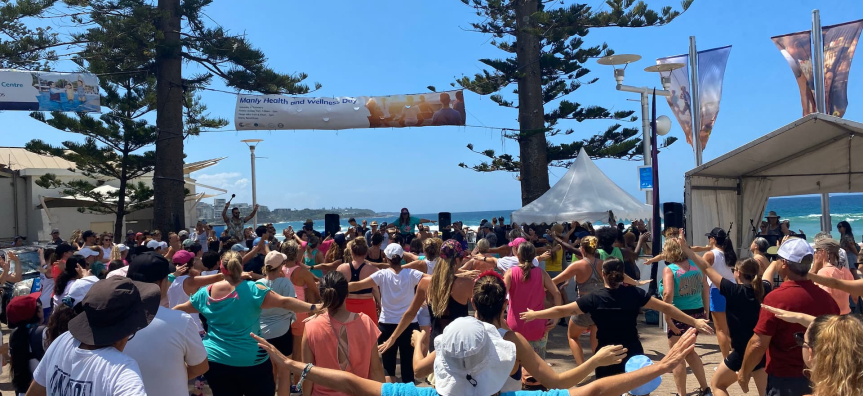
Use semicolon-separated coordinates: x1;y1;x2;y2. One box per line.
659;260;704;310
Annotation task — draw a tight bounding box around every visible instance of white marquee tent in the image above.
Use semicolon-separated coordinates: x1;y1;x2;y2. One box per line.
685;113;863;252
511;148;653;224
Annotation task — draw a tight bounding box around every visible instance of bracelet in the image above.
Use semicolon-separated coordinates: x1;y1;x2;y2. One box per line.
296;362;314;392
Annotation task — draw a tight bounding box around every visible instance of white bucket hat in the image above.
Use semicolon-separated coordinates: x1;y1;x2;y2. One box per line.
433;316;516;396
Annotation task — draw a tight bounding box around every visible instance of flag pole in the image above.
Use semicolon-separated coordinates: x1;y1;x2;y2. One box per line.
689;36;702;166
812;9;832;233
649;89;661;297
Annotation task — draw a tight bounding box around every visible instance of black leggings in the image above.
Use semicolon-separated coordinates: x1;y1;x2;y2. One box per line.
204;359;275;396
378;322;419;383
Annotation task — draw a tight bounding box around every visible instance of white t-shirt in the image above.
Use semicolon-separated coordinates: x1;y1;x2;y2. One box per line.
101;245;113;261
425;257;440;274
107;266;129;279
124;306;207;396
33;332;148;396
166;276;204;331
496;257;539;273
369;268;423;324
191;231;208;252
39;272;54;308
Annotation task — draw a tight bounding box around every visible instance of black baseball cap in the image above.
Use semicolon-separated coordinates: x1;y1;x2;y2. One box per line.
55;243;76;256
68;277;160;346
706;227;727;239
126;252;171;283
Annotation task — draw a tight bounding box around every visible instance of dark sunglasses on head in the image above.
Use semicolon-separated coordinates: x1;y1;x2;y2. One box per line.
793;332;808;348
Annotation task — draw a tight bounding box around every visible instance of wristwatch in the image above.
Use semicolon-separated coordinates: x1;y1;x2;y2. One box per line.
309;304;317;313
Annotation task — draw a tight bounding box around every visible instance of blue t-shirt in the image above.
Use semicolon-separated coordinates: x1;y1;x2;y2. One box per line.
431;108;462;126
191;281;270;366
380;383;568;396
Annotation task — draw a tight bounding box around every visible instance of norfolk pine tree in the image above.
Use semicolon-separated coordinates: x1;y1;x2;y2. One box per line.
455;0;690;205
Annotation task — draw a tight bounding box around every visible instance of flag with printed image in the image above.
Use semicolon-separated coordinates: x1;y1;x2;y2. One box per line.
656;55;694;146
771;31;817;116
695;46;731;149
822;19;863;118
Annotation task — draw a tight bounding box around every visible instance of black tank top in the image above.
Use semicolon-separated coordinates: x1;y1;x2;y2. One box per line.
428;296;470;352
349;262;373;294
366;248;383;263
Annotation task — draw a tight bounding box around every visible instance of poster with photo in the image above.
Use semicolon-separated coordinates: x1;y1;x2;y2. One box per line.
0;70;100;112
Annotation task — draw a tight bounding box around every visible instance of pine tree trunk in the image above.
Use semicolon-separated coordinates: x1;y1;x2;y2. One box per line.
154;0;185;233
114;146;129;244
514;0;550;206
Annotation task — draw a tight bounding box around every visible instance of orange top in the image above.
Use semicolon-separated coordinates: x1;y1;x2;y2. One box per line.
305;312;381;396
816;264;855;315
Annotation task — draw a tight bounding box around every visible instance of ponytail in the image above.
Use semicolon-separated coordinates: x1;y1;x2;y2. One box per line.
220;251;244;282
601;258;625;289
319;271;348;311
54;255;86;297
517;242;537;282
737;258;764;303
717;236;737;268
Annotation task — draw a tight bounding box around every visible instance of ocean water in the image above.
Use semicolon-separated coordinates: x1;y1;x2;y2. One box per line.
213;194;863;241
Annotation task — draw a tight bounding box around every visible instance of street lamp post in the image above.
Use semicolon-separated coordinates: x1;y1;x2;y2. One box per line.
241;139;263;228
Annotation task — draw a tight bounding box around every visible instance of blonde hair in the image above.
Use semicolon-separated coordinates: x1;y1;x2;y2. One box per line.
476;238;490;253
428;257;457;318
280;240;300;262
581;236;598;256
663;237;688;263
809;315;863;396
109;245;125;261
350;237;369;257
69;229;82;244
517;242;537;282
220;251;243;282
423;238;442;260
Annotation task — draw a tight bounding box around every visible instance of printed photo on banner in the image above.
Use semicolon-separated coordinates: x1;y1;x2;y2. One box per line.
771;31;817;116
822;19;863;118
0;70;101;112
656;55;694;145
234;89;466;131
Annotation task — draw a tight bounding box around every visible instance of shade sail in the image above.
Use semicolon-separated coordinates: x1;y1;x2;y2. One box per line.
511;148;653;224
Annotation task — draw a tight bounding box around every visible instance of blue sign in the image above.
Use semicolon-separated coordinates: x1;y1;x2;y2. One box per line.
638;166;653;191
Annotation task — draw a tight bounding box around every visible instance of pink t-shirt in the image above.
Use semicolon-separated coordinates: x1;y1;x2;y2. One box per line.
816;264;855;315
305;312;381;396
506;265;546;341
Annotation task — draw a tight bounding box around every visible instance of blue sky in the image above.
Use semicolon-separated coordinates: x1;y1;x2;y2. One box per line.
4;0;862;213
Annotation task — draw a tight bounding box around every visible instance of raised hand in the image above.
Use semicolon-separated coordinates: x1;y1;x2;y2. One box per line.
693;318;715;335
592;345;628;367
659;328;697;373
760;304;815;327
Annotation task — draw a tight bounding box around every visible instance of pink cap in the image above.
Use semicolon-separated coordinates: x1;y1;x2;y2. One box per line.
508;237;527;247
172;250;195;265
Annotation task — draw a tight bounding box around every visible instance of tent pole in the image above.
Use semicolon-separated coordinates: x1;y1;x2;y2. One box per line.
812;9;832;233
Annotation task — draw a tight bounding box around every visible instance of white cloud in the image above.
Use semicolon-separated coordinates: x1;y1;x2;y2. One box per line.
195;172;249;190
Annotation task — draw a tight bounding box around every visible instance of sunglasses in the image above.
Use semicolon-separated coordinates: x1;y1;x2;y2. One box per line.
793;332;808;348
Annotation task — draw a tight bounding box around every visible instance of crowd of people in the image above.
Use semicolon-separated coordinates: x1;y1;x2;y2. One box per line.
1;208;862;396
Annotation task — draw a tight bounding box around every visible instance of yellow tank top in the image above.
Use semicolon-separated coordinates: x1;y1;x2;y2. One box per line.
545;249;563;272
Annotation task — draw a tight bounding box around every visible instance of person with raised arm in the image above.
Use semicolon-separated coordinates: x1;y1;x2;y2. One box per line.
521;257;713;379
251;326;701;396
677;233;772;396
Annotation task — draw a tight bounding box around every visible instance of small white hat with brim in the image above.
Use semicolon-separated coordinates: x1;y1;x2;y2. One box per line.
433;316;516;396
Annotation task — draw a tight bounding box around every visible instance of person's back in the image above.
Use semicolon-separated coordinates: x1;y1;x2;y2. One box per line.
758;279;839;378
506;265;545;341
34;332;147;395
256;276;296;339
305;312;380;396
816;264;854;314
124;307;207;396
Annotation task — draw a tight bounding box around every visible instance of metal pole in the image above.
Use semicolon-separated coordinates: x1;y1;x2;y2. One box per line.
812;9;831;233
689;36;703;166
641;90;652;205
250;145;258;228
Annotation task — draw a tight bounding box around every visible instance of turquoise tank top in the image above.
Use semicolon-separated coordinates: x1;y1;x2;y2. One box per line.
304;249;322;277
659;260;704;310
598;247;625;262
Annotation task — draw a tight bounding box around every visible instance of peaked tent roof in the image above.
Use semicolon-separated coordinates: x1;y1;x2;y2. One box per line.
511;148;652;224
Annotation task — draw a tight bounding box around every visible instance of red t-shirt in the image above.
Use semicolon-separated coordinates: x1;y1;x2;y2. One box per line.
754;279;840;377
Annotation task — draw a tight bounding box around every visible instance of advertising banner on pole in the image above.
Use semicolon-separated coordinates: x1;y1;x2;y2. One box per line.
822;19;863;118
696;46;731;149
771;31;817;116
656;55;694;146
234;90;466;130
0;70;100;112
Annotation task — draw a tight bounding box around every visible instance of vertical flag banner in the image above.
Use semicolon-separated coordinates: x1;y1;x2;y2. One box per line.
771;31;817;116
656;55;694;146
696;46;731;149
822;20;863;117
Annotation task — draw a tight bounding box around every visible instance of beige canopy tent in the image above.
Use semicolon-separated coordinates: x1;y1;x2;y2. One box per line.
684;113;863;254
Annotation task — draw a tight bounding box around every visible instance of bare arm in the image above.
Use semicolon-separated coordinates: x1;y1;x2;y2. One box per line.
763;259;780;285
508;330;621;389
187;360;209;380
378;277;428;354
347;277;377;292
520;300;584;322
302;271;321;304
644;298;713;334
221;205;229;223
243;205;259;223
25;383;48;396
412;331;435;378
401;260;428;272
183;274;224;296
172;301;199;314
542;270;562;307
807;272;863;296
552;262;580;285
737;333;771;393
662;267;677;330
681;241;725;288
302;333;314;396
262;288;315;313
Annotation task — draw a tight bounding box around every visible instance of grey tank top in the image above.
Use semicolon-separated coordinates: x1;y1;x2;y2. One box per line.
576;258;604;298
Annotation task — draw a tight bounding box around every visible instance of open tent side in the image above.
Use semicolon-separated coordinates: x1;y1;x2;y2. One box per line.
511;147;653;225
685;113;863;254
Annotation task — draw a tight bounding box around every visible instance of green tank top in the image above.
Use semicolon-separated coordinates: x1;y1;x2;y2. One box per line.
597;247;624;262
305;249;322;277
659;260;704;310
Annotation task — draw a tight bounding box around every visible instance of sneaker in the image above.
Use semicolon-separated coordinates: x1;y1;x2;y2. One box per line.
695;387;714;396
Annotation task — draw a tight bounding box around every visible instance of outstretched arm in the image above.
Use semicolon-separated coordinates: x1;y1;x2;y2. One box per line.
262;289;316;313
173;301;200;314
183;274;224;296
519;300;584;322
807;271;863;296
348;277;377;292
679;239;726;290
378;277;429;354
221;204;229;223
644;297;714;334
243;205;259;223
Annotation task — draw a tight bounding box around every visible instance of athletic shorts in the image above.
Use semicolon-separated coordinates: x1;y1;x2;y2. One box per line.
667;308;706;339
266;329;294;357
710;287;727;312
724;348;765;372
570;313;594;328
291;312;308;336
346;298;379;324
417;305;431;327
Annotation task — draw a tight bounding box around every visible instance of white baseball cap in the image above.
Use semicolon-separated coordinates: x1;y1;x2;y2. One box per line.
146;240;161;250
777;237;814;263
116;244;128;252
383;243;404;260
77;247;100;258
433;316;516;396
